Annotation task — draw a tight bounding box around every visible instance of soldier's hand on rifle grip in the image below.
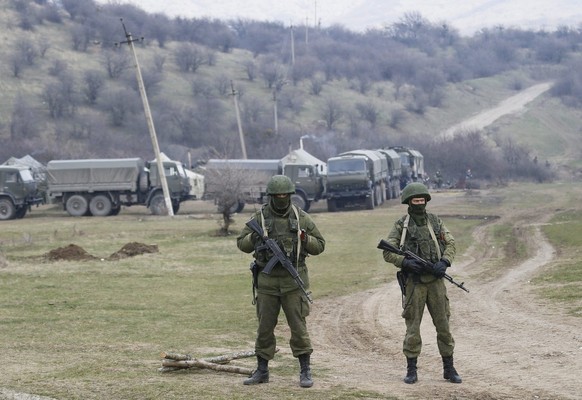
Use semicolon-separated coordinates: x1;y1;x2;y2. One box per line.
433;259;450;278
250;232;261;245
401;258;424;274
300;229;307;242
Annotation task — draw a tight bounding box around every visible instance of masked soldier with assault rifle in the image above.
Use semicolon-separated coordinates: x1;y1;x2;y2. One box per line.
237;175;325;388
381;182;462;385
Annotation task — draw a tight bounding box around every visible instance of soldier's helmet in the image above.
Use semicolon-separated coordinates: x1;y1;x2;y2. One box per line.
266;175;296;195
401;182;431;204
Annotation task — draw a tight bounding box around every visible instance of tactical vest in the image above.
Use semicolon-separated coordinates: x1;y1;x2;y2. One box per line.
399;213;446;264
254;205;308;269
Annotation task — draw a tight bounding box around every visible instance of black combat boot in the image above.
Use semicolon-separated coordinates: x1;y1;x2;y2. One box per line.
442;356;462;383
403;357;418;384
298;354;313;388
243;355;269;385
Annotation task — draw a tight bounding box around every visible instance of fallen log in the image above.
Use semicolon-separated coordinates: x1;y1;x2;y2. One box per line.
161;350;256;364
161;358;253;375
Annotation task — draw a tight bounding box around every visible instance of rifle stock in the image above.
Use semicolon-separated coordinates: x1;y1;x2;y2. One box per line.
246;218;314;303
377;239;469;293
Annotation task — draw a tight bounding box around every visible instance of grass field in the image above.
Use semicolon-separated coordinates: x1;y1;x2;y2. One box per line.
1;183;581;399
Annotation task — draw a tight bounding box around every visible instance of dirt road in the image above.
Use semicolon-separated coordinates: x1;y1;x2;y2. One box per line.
308;193;582;400
440;82;553;139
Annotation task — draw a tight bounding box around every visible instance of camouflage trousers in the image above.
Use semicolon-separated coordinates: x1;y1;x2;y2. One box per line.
254;290;312;360
401;277;455;358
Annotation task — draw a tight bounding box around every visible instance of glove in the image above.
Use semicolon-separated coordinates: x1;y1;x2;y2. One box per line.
401;258;424;274
300;229;307;242
433;259;450;278
250;232;261;245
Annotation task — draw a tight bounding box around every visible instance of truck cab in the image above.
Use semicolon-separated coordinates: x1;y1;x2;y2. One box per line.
283;163;326;212
0;166;43;220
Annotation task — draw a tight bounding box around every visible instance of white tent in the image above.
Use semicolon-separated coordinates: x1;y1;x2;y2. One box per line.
2;155;47;183
280;148;327;175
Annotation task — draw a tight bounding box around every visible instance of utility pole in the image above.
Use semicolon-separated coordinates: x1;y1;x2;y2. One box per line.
273;90;278;135
117;19;174;216
290;24;295;66
231;81;247;159
313;0;317;29
305;16;309;45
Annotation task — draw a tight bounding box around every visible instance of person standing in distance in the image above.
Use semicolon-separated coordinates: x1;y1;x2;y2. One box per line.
237;175;325;388
382;182;462;384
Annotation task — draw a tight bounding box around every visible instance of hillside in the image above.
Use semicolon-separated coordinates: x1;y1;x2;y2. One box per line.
1;0;581;182
102;0;582;36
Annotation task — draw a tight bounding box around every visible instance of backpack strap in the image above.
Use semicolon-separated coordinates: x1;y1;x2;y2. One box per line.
427;216;442;260
399;215;410;249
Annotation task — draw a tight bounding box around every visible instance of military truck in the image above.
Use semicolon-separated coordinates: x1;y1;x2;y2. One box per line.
202;151;326;212
389;146;425;189
325;149;388;212
0;165;45;220
376;148;402;200
46;158;192;217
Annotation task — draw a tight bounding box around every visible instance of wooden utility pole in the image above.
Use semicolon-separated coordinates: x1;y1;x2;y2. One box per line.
273;90;279;135
290;24;295;66
230;81;247;159
117;19;174;216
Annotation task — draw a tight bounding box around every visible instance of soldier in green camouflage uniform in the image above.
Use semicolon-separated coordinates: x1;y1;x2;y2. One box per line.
382;182;462;384
237;175;325;388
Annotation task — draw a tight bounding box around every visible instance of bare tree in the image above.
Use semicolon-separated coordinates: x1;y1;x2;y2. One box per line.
82;70;105;105
355;101;379;128
321;97;343;130
259;57;287;90
10;95;39;140
101;49;131;79
242;60;257;81
174;43;206;73
204;167;258;235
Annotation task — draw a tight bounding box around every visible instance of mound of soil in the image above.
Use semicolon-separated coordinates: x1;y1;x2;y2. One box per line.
108;242;158;260
46;244;97;261
44;242;158;262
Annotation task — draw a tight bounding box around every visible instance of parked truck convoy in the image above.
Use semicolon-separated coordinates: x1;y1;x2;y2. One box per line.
390;146;425;188
46;157;192;217
0;165;45;220
325;149;389;211
203;148;326;212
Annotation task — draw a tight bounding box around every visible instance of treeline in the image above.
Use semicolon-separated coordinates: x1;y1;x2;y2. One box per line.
1;0;576;183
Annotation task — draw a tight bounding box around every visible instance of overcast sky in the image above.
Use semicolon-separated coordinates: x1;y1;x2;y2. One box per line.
97;0;582;36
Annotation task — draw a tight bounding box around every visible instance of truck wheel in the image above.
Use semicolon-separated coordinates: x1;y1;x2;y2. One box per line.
15;207;27;219
326;198;337;212
149;193;167;215
291;193;309;211
0;198;16;220
221;200;245;214
89;195;113;217
138;171;149;193
109;207;121;216
66;195;89;217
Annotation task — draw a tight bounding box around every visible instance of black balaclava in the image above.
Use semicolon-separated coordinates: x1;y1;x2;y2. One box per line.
270;194;291;215
408;198;427;226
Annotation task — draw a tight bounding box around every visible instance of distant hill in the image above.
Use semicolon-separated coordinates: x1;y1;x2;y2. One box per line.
99;0;582;36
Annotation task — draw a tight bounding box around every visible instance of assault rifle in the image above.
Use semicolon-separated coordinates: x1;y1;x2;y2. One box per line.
246;218;313;303
377;239;469;293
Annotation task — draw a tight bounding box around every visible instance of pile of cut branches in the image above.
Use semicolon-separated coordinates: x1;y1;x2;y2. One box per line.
159;350;257;375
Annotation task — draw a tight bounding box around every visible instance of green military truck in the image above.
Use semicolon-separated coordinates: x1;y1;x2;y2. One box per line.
203;152;326;213
46;158;192;217
389;146;425;189
325;149;388;212
377;148;402;200
0;165;45;220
